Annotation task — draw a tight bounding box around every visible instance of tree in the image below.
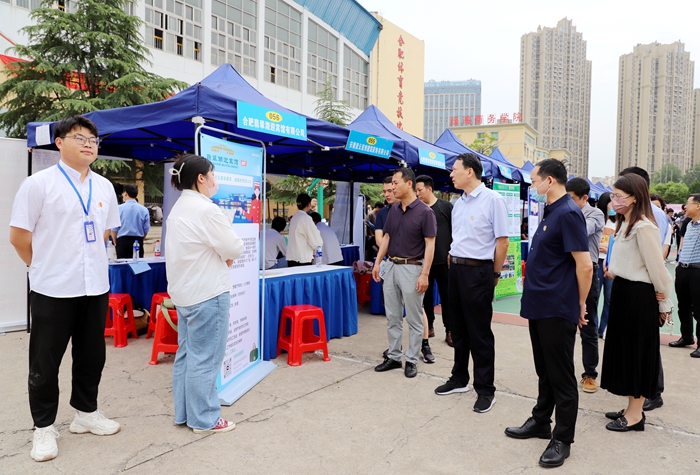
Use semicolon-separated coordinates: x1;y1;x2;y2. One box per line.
268;176;336;205
651;163;682;184
682;163;700;187
360;183;384;206
466;134;498;156
0;0;187;138
313;81;353;126
650;182;689;204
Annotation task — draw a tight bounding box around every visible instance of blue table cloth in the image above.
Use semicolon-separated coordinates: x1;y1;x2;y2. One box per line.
260;266;358;360
108;259;168;309
340;245;360;266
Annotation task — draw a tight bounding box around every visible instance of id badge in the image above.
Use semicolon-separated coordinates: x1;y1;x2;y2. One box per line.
84;221;97;243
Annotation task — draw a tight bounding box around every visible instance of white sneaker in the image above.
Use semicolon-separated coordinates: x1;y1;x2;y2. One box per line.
69;410;121;435
31;425;59;462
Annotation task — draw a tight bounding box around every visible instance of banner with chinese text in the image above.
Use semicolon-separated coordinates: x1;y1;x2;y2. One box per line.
237;101;307;141
493;183;523;299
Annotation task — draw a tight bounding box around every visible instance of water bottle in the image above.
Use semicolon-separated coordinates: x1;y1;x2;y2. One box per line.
154;239;161;257
315;245;323;267
106;240;115;261
132;240;140;262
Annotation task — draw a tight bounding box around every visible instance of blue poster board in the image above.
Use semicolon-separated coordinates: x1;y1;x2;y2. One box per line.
237;100;307;141
418;148;446;169
345;130;393;158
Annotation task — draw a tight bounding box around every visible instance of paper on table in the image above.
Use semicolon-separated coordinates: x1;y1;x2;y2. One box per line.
35;124;51;146
128;261;152;275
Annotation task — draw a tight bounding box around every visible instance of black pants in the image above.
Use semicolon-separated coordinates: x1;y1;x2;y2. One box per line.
116;236;144;259
675;266;700;343
287;260;311;267
529;317;578;444
29;292;109;428
424;263;450;332
448;262;495;395
580;263;600;379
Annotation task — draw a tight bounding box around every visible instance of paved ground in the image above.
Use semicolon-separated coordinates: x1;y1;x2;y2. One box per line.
1;303;699;475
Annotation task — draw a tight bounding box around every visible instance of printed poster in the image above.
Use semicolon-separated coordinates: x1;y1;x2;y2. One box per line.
200;134;263;391
493;183;523;299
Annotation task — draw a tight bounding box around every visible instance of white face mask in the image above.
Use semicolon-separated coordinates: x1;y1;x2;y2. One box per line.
206;175;219;198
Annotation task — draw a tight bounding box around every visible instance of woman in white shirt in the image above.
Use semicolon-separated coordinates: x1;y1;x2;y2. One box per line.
165;154;243;434
286;193;323;267
600;174;673;433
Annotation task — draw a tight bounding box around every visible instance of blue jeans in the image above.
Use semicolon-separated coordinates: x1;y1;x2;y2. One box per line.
597;258;613;336
173;292;230;430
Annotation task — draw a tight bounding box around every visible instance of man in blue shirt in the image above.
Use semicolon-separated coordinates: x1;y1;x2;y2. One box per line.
673;194;700;357
505;159;592;469
111;184;150;258
433;154;509;414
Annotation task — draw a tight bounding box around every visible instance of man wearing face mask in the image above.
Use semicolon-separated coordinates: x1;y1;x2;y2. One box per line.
505;159;592;469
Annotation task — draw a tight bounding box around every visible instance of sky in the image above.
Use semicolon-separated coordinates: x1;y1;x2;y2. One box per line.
356;0;700;178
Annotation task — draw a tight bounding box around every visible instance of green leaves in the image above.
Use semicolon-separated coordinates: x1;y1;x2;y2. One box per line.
313;81;353;127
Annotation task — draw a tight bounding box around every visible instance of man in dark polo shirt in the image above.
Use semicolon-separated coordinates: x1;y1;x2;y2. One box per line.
504;159;592;469
372;168;437;378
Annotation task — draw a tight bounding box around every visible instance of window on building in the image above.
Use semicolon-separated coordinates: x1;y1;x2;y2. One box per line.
210;0;257;77
307;20;338;96
264;0;302;91
16;0;41;9
343;45;368;109
145;0;202;62
56;0;78;12
122;0;135;15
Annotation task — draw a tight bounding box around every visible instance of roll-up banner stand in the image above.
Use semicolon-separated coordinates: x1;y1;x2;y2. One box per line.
493;183;523;298
194;126;276;406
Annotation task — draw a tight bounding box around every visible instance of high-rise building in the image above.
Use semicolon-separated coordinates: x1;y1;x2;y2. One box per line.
694;89;700;169
423;80;481;143
519;18;592;176
616;42;695;175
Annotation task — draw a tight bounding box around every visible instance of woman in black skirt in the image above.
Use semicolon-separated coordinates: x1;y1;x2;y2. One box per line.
600;174;674;432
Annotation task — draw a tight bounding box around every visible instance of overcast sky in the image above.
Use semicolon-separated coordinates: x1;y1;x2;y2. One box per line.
357;0;700;178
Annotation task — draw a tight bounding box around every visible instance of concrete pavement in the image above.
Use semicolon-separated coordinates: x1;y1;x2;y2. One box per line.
1;307;699;475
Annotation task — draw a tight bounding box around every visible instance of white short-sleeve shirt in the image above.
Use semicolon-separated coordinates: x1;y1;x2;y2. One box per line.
10;161;121;297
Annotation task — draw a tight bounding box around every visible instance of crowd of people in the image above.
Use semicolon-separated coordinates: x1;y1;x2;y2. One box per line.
8;114;699;468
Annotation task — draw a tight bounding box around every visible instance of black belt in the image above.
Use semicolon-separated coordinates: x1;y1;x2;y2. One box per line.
679;262;700;269
388;256;423;265
451;257;493;267
592;261;599;268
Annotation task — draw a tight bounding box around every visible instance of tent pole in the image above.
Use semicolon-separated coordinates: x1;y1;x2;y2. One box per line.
349;180;354;245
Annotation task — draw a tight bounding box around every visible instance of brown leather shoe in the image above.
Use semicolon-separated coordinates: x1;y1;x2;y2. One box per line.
428;328;435;338
445;331;453;347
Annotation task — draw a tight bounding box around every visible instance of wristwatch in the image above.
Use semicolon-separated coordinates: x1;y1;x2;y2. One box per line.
494;272;501;279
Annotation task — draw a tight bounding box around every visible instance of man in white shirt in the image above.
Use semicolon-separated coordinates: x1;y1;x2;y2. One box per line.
287;193;323;267
10;116;121;463
263;216;288;269
310;212;344;265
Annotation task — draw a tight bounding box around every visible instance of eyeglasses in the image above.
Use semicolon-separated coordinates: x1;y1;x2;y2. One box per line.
685;201;699;207
62;134;100;147
610;193;631;200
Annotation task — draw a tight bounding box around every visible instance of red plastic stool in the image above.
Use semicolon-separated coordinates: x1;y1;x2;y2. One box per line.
146;292;171;339
276;305;330;366
104;293;138;348
354;273;372;308
149;307;179;365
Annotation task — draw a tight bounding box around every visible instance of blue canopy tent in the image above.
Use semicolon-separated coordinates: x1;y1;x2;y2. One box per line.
489;147;531;184
521;160;534;172
26;64;403;183
347;105;457;188
434;129;495;179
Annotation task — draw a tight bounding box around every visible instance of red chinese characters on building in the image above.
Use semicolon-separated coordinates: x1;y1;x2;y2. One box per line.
513;112;522;122
450;116;459;126
397;107;404;119
475;115;483;125
396;36;405;129
397;121;403;129
398;35;405;47
462;116;471;125
397;62;404;73
500;113;509;123
397;91;404;105
487;114;495;124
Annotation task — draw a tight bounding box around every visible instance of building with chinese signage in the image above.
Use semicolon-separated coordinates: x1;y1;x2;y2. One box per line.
450;121;570;168
369;13;425;139
423;79;481;143
520;18;592;176
616;41;697;175
0;0;381;121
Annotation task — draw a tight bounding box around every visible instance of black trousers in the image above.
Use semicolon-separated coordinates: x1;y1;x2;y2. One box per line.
28;292;109;428
116;236;144;259
424;263;450;331
675;266;700;343
580;263;600;379
529;317;578;444
448;262;495;395
287;260;311;267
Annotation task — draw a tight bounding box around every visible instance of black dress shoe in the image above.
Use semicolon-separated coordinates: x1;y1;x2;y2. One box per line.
669;337;694;348
404;362;417;378
605;414;645;432
605;409;625;420
375;358;402;372
643;396;663;411
504;417;552;440
539;439;570;468
691;347;700;358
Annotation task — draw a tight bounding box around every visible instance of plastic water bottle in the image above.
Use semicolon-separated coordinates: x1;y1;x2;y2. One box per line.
154;239;161;257
315;245;323;267
106;240;115;261
132;240;140;262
